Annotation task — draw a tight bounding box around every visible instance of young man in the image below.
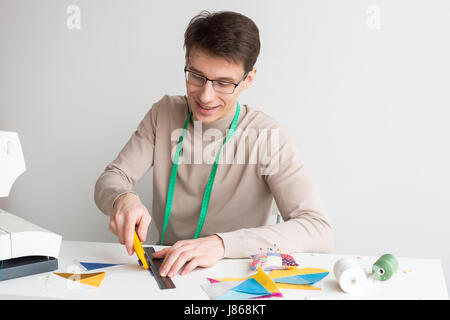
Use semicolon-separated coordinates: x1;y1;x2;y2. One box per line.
94;11;333;278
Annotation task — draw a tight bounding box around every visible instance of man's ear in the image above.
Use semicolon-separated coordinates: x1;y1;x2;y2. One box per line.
243;67;257;89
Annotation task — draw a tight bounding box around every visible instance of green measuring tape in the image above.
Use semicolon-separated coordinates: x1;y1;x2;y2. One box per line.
160;102;241;244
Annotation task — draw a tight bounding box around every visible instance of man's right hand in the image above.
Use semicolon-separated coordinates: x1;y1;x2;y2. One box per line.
109;192;151;256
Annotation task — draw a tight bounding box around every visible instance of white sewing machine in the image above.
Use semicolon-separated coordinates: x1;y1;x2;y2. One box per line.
0;131;61;281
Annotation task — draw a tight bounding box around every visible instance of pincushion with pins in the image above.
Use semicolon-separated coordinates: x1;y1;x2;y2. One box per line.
250;245;299;271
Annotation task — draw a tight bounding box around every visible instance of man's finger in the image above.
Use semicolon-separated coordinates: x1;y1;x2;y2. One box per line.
180;256;204;276
159;246;191;277
152;240;186;260
109;219;118;235
113;213;126;245
136;213;151;242
124;216;136;255
152;247;170;259
166;250;195;278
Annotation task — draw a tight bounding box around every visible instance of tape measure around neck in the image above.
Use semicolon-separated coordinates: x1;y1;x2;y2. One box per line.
160;102;241;244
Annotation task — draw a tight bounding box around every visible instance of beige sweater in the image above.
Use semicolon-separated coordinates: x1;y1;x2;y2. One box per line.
94;95;333;258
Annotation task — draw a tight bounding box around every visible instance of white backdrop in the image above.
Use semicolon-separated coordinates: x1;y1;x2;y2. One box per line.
1;0;449;289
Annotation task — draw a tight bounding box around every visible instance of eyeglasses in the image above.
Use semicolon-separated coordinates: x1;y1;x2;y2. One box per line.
184;67;248;94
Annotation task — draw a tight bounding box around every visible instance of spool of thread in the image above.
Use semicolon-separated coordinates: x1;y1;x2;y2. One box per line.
372;253;398;281
333;258;367;293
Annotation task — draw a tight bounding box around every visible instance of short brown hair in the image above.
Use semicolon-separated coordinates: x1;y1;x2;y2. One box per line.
184;11;260;73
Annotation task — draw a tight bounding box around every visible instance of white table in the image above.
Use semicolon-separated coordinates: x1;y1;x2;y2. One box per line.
0;240;448;300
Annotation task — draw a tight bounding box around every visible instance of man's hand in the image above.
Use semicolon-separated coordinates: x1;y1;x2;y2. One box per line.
152;235;225;278
109;192;151;256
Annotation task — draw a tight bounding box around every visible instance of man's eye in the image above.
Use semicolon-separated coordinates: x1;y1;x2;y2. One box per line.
192;73;203;80
216;81;233;88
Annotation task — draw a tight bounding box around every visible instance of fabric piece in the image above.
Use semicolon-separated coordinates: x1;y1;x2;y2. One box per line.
201;280;245;300
275;283;322;290
53;272;106;287
269;267;329;286
269;267;329;279
79;262;120;271
233;278;270;295
203;267;282;300
273;273;329;285
251;267;281;295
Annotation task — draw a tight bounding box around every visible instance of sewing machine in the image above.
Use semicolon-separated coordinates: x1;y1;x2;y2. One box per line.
0;131;61;281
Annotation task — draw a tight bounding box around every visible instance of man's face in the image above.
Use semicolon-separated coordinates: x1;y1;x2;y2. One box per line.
185;47;256;123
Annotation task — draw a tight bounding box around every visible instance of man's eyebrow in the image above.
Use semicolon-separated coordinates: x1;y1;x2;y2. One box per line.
189;66;237;82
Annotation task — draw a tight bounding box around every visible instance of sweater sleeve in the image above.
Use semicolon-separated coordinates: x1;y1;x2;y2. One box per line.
216;124;333;258
94;101;158;217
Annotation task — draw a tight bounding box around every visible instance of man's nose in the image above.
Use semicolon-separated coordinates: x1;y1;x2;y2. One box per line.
198;80;216;102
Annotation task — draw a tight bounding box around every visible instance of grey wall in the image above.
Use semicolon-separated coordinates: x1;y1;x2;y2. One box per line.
1;0;449;289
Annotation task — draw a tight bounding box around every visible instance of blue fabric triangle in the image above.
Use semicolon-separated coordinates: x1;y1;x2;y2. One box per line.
79;262;120;271
232;278;271;296
274;272;329;285
274;276;310;285
298;272;329;284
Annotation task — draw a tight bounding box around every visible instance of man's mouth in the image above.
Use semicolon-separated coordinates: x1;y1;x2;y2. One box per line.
195;100;220;114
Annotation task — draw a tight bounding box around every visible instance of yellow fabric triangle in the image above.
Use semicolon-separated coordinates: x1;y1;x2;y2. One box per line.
275;283;322;290
268;267;329;279
79;272;106;287
54;272;106;287
53;272;74;280
252;267;281;294
211;275;254;282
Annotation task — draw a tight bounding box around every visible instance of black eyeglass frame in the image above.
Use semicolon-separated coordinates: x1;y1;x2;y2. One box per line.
184;67;249;94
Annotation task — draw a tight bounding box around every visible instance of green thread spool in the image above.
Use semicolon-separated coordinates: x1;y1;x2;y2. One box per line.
372;253;398;281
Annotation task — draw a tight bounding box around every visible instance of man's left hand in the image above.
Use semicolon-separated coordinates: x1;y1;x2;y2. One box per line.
152;235;225;278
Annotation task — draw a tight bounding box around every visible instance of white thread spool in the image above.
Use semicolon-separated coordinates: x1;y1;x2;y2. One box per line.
333;258;367;293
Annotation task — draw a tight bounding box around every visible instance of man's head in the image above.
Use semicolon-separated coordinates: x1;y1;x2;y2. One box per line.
183;11;260;123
